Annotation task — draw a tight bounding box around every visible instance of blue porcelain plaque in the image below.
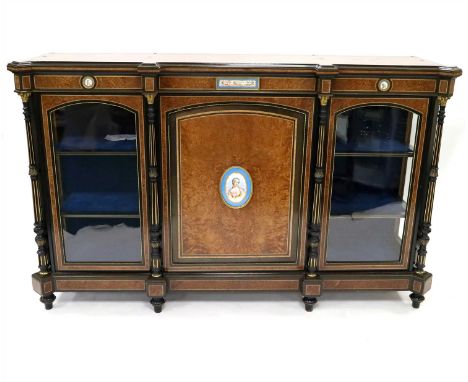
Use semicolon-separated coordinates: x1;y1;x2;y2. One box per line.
220;166;253;209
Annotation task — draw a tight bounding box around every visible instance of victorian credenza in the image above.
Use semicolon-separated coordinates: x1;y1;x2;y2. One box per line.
7;54;461;312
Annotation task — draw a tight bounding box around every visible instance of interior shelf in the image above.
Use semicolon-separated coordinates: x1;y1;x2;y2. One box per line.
335;138;413;155
331;185;407;218
61;192;139;215
55;136;136;152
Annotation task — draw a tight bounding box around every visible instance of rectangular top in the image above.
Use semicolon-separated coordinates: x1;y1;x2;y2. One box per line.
27;53;442;67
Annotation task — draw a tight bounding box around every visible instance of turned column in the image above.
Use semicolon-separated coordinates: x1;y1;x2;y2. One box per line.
411;96;449;307
145;92;163;279
17;91;55;308
306;95;329;278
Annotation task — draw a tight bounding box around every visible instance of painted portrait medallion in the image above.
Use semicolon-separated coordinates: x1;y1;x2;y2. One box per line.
220;166;253;209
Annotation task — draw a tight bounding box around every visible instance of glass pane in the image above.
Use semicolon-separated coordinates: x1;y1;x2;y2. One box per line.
59;155;139;214
52;103;137;152
326;105;417;264
63;217;141;262
331;157;412;217
49;102;142;264
335;106;418;153
327;218;404;262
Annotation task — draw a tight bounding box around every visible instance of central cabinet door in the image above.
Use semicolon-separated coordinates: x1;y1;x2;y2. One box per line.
161;98;314;271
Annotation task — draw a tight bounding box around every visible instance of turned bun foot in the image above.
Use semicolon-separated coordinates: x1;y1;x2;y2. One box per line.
150;297;165;313
303;297;318;312
40;293;56;310
409;293;425;309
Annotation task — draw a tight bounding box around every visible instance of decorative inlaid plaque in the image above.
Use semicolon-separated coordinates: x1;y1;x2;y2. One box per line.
216;77;260;90
219;166;253;208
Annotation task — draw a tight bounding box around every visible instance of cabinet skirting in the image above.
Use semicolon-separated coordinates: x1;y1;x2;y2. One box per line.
32;270;432;310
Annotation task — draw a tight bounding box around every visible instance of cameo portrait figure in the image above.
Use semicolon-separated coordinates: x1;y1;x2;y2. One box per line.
227;177;246;202
220;166;253;208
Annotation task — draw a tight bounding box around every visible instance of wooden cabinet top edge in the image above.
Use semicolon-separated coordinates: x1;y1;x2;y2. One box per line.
6;54;462;78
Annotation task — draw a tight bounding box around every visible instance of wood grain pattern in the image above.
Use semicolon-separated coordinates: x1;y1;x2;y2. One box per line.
22;75;31;89
159;76;316;91
35;75;82;89
95;76;142;89
438;80;449;94
14;75;20;90
177;112;294;257
34;75;142;90
144;77;155;91
169;279;299;291
412;280;423;293
304;284;321;295
55;279;146;291
260;77;316;91
322;279;409;290
332;78;436;93
160;96;314;271
321;79;331;93
147;284;165;296
43;281;53;294
31;276;42;295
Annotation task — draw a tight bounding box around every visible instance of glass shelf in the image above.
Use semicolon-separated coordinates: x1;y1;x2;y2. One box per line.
335;139;414;156
55;135;137;152
331;191;406;218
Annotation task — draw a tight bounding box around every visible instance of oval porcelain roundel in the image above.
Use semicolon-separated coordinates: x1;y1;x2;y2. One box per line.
219;166;253;209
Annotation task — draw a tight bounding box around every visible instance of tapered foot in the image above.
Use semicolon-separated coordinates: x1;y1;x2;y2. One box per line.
409;293;425;309
303;297;318;312
40;293;56;310
150;297;165;313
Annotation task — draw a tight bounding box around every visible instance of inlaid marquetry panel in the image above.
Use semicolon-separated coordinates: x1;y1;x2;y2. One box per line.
169;279;300;291
34;75;142;90
161;97;314;271
159;76;316;92
332;78;437;93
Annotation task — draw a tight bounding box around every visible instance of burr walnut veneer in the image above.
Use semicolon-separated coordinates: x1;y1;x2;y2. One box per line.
8;54;461;312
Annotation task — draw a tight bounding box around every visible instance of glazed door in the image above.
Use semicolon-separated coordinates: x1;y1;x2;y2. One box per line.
319;98;429;270
161;98;314;271
41;95;149;271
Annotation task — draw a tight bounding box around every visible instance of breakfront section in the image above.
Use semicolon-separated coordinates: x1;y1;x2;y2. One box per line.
7;54;461;313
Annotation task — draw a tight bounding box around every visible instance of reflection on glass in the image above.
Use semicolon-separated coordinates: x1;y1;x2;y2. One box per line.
53;103;137;152
327;218;404;262
335;106;418;153
327;106;418;263
63;218;141;262
50;102;142;264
